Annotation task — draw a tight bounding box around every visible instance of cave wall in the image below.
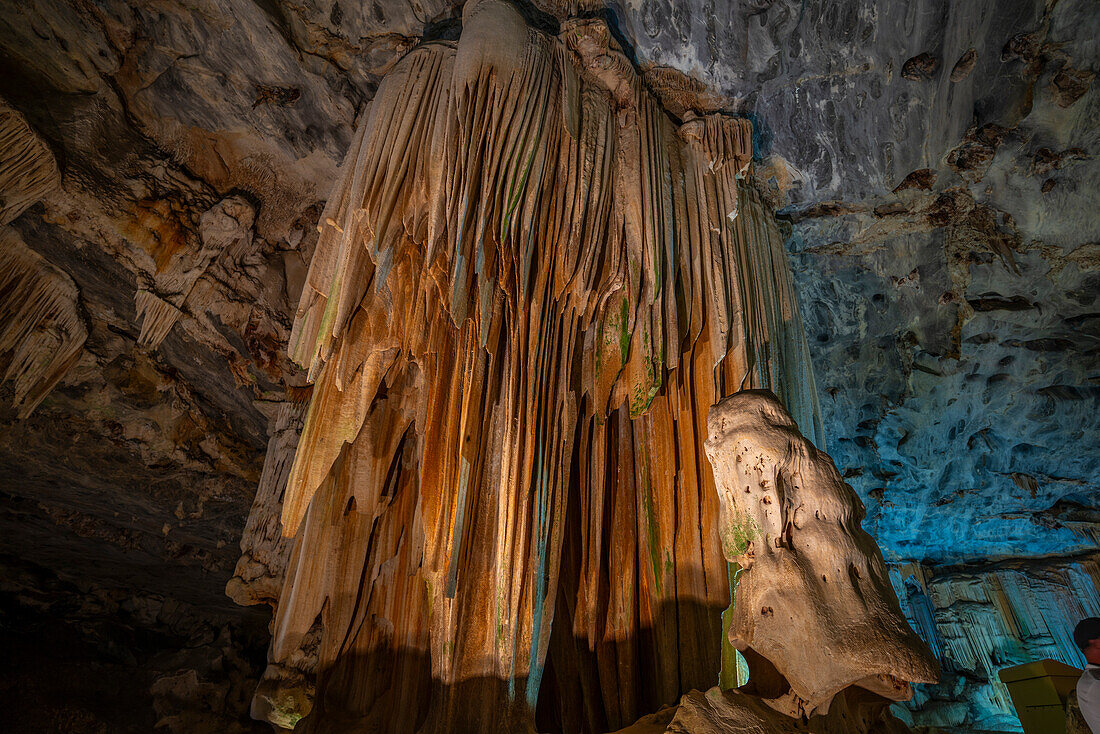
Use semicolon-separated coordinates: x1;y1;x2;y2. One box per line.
601;0;1100;564
891;554;1100;730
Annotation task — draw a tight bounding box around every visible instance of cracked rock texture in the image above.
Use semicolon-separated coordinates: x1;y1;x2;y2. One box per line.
0;0;1096;732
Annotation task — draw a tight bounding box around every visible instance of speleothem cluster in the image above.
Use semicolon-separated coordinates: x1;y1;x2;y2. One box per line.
226;2;942;732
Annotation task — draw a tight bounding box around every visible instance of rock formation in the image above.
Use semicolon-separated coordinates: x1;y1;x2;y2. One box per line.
892;555;1100;729
0;0;1096;731
242;1;825;731
595;389;941;734
0;227;87;418
136;195;257;347
227;398;308;609
0;99;60;226
704;390;938;717
0;99;79;418
614;685;915;734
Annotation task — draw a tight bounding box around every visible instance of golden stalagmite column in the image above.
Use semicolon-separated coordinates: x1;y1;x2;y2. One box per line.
239;2;824;731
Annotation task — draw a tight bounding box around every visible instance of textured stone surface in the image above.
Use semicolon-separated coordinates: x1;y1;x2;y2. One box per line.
611;0;1100;565
704;390;937;716
0;0;369;728
0;0;1096;731
891;553;1100;730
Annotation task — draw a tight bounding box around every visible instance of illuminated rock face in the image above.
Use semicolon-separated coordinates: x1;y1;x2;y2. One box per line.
253;1;822;731
0;0;1094;731
704;390;939;717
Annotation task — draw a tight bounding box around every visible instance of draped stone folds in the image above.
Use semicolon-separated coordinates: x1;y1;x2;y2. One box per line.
0;227;87;418
0;99;77;418
255;2;822;731
0;99;60;227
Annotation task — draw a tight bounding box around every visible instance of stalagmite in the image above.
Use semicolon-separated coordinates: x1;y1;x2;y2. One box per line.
239;2;843;731
0;98;60;226
703;390;939;717
0;227;87;418
604;392;938;733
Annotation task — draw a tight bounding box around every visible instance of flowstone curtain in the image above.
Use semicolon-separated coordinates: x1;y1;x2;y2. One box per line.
256;4;822;731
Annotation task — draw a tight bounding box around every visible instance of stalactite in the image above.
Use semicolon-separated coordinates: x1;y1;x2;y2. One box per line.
0;98;60;226
0;227;87;418
227;394;310;608
229;393;317;729
892;555;1100;728
244;2;825;731
135;289;183;348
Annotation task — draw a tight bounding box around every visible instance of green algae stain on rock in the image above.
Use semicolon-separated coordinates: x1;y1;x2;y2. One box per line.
720;513;760;559
637;444;664;595
719;562;750;691
628;328;663;418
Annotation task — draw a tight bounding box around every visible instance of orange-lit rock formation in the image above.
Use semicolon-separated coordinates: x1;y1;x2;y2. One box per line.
241;1;825;731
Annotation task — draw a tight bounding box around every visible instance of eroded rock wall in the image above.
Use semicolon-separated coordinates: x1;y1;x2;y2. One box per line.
0;0;435;729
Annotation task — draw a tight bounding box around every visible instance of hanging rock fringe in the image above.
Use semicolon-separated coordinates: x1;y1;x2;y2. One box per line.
134;289;183;348
248;3;823;732
0;228;87;418
0;99;60;226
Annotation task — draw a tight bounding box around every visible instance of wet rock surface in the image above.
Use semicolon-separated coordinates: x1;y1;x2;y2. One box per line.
0;0;1096;731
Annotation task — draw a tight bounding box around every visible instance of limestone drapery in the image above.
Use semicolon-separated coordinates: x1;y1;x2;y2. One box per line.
0;99;60;227
257;3;821;731
0;227;87;419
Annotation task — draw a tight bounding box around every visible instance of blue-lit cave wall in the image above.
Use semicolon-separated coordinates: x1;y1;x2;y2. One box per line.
788;226;1099;564
783;192;1100;730
785;210;1100;731
890;559;1100;730
610;0;1100;722
781;149;1100;730
607;0;1100;727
